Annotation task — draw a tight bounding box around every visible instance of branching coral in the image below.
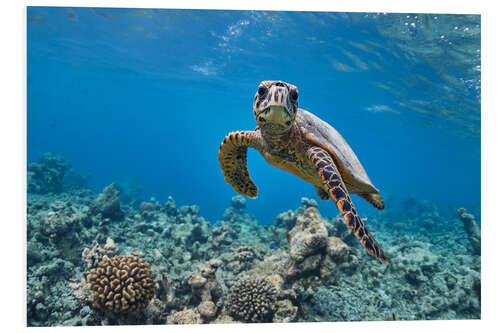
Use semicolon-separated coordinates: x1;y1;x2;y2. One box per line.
87;255;155;312
227;276;277;323
82;238;119;270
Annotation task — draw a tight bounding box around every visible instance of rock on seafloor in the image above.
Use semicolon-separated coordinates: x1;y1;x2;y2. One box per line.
457;208;481;255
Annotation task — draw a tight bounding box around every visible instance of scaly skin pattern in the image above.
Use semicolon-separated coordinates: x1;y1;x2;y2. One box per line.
307;146;387;263
258;124;319;184
218;130;262;198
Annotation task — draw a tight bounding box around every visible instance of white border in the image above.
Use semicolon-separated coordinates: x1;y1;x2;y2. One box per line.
2;1;498;332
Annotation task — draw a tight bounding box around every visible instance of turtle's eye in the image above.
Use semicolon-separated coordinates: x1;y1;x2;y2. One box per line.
258;86;267;98
290;89;298;102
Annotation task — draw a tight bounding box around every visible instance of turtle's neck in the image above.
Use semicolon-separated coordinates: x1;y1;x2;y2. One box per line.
260;122;301;148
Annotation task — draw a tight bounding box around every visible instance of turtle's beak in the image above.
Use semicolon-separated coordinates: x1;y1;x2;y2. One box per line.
259;106;292;127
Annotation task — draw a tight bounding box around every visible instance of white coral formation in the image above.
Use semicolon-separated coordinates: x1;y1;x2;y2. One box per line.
288;207;329;262
187;259;222;322
281;207;349;283
326;236;349;262
82;238;119;270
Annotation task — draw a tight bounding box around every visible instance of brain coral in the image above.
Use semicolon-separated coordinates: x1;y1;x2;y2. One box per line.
228;276;277;323
87;255;155;312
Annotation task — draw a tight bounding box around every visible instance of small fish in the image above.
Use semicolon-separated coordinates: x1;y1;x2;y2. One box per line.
122;205;130;212
269;241;277;250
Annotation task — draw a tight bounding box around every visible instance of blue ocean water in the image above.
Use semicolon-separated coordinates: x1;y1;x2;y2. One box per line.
27;7;480;224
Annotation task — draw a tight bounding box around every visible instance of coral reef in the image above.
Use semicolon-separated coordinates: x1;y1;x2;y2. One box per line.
88;255;155;312
115;181;144;209
28;153;70;194
25;157;481;326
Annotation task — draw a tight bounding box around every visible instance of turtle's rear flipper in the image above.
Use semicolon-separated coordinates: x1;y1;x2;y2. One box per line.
359;193;385;210
307;146;388;264
218;131;262;198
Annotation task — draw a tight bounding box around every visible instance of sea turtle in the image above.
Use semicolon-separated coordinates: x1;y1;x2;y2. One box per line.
218;80;387;263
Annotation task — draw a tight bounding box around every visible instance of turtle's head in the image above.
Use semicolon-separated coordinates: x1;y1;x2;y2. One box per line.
253;80;298;135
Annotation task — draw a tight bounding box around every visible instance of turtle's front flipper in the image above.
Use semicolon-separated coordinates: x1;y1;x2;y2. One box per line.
315;185;330;200
218;131;262;198
307;146;388;264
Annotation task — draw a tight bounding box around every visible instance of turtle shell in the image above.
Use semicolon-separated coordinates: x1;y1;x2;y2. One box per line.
297;109;379;194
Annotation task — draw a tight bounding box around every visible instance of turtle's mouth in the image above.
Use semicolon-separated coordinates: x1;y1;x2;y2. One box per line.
258;106;292;126
257;106;293;134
